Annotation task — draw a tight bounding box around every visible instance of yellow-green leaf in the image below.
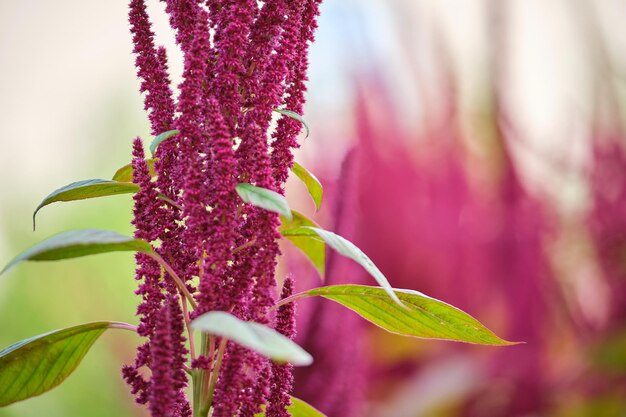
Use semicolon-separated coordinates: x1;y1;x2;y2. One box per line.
33;179;139;229
302;227;403;307
281;285;517;346
255;397;327;417
1;229;152;275
291;162;323;211
0;321;134;407
112;158;156;182
280;211;325;278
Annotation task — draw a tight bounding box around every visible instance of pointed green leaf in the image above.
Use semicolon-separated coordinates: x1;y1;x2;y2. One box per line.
236;183;292;221
255;397;327;417
291;162;323;211
33;179;139;229
286;398;326;417
112;158;156;182
0;321;134;406
1;229;153;275
301;227;403;306
280;211;325;278
274;109;310;138
191;311;312;366
149;129;179;156
283;285;517;345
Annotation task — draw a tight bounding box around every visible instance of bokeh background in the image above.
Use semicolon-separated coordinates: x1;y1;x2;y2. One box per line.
1;1;625;416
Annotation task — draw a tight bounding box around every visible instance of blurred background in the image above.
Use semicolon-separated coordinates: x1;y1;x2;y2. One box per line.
1;1;625;416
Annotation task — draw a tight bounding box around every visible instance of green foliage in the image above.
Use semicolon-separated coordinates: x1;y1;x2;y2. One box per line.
280;211;325;277
281;285;517;345
191;311;313;366
33;180;139;230
111;158;156;182
0;322;131;406
1;229;152;275
300;227;403;306
273;109;310;138
291;162;323;211
236;183;293;221
254;397;327;417
149;130;179;156
285;398;326;417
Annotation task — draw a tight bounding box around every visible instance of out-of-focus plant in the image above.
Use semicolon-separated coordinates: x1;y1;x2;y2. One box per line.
0;1;515;417
286;1;626;416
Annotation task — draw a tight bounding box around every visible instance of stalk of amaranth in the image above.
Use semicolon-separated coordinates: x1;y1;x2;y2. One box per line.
122;1;322;416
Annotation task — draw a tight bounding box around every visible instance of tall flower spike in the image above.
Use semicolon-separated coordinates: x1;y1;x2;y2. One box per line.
125;0;325;414
131;138;164;337
129;0;176;135
196;98;240;314
270;0;322;187
124;138;166;405
211;343;247;417
176;8;213;257
129;0;192;292
163;0;204;54
167;295;192;417
267;277;297;417
148;299;177;417
209;0;257;132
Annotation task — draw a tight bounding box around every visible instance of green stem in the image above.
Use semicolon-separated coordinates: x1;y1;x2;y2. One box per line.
147;252;198;309
192;336;208;417
270;290;309;311
107;322;138;332
232;238;257;255
201;338;228;416
192;370;202;417
181;297;196;360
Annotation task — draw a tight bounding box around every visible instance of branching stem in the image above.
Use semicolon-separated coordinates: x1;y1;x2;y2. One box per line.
148;252;198;309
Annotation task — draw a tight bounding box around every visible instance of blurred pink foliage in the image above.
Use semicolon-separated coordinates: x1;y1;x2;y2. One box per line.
289;76;626;416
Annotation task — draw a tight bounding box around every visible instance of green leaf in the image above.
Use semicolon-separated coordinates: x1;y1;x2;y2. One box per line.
0;321;134;406
33;179;139;230
1;229;153;275
112;158;156;182
149;129;179;156
274;109;310;138
280;211;325;278
291;162;323;211
255;397;327;417
284;285;517;345
286;398;326;417
191;311;312;366
301;227;403;307
236;183;292;221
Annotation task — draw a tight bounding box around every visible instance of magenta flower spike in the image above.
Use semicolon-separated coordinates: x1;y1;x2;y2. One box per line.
267;277;297;417
122;0;324;415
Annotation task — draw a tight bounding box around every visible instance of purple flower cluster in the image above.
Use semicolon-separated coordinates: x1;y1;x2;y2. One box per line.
124;0;322;415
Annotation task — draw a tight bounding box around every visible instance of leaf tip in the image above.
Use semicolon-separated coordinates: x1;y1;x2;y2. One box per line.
150;130;179;156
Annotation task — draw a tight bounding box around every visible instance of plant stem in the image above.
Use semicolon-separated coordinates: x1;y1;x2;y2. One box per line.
201;338;228;416
157;193;184;211
192;336;208;417
107;322;138;332
270;290;308;311
182;297;196;360
232;238;257;255
192;370;202;417
148;252;198;309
